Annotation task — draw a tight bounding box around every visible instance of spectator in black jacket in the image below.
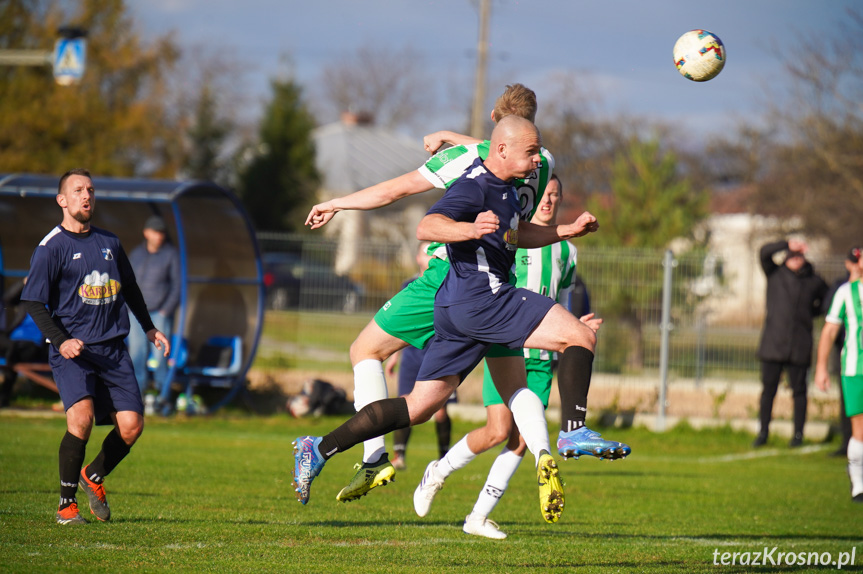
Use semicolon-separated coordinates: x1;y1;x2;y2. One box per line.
754;238;829;448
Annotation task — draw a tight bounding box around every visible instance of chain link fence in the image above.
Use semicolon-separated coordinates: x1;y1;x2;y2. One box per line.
255;233;848;427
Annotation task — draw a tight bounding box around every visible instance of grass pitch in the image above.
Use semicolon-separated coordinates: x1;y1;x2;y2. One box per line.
0;412;860;573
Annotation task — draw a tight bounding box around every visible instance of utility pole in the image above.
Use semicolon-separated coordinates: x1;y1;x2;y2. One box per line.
469;0;490;139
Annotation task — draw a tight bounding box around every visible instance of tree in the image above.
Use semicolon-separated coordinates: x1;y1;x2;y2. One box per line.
746;8;863;250
580;138;709;369
584;138;709;248
314;41;433;132
0;0;183;177
234;77;319;232
181;74;233;185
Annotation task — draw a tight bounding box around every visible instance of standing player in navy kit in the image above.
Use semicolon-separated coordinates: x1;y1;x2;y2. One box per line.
20;169;170;525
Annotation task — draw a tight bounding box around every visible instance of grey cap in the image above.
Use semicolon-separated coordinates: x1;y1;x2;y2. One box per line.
144;215;167;232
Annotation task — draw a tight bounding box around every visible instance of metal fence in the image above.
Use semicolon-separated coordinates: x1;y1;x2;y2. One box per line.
257;233;848;423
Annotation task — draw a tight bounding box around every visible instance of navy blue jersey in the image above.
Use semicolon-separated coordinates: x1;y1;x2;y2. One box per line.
426;157;521;307
22;226;136;344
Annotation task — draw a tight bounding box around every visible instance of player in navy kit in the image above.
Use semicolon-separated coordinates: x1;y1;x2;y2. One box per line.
20;169;170;525
293;117;600;523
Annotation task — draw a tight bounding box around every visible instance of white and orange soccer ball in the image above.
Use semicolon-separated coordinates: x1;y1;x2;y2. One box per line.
673;29;726;82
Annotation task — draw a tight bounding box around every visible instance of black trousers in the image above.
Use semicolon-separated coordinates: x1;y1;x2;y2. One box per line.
759;360;808;437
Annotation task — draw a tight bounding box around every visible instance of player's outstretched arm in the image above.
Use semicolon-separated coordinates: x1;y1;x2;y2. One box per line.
518;211;599;248
814;321;840;392
305;171;435;229
417;211;499;243
423;131;483;154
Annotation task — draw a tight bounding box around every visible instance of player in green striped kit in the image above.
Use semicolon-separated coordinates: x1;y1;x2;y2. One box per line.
412;175;607;539
814;246;863;503
305;85;627;505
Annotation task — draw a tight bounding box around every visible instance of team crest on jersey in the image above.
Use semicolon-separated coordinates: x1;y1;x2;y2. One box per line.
79;270;120;306
503;213;520;251
101;248;114;261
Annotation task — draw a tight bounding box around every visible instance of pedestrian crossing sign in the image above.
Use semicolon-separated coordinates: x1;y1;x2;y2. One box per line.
53;37;86;86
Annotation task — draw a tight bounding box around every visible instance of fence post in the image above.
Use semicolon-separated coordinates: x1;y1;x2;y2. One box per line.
657;249;676;431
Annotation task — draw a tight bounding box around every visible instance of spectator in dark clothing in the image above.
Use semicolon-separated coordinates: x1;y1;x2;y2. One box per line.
126;215;180;410
822;246;861;455
754;239;829;448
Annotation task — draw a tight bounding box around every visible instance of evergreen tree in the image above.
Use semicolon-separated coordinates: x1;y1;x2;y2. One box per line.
183;79;232;185
235;78;319;232
581;138;709;369
585;138;708;248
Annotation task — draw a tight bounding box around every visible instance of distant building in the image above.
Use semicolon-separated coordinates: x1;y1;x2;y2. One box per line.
688;186;839;326
312;112;442;274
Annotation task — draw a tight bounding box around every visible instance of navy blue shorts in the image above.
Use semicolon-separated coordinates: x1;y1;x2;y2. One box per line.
417;285;556;382
50;338;143;425
398;344;457;403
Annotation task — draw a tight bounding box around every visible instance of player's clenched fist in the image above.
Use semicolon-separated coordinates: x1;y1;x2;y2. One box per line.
570;211;599;238
471;210;499;238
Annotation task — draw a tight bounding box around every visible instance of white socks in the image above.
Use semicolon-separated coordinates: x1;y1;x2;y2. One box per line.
353;359;388;463
848;437;863;497
508;388;550;465
437;436;476;478
472;447;524;518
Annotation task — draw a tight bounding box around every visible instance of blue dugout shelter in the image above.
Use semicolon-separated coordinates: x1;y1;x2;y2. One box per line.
0;174;264;407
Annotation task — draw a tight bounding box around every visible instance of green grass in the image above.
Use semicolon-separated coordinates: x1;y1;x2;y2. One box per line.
1;413;860;573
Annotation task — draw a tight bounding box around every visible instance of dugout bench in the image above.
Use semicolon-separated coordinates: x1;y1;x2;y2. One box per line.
0;174;264;411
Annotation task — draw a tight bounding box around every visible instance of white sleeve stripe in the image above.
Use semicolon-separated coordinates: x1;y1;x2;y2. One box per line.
476;247;501;294
39;226;63;246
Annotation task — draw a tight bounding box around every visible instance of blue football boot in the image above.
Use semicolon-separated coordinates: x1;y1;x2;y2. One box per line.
557;427;631;460
292;436;326;504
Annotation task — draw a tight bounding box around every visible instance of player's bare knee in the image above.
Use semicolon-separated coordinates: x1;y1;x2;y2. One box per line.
66;414;94;439
349;339;371;365
564;325;596;352
67;419;93;441
487;425;510;446
509;436;527;456
406;398;440;426
433;408;449;424
118;419;143;445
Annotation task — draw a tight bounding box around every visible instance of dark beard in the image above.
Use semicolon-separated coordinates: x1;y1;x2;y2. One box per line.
72;210;92;224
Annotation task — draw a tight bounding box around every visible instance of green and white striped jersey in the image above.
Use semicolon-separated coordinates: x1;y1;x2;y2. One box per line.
417;141;555;260
515;240;577;361
826;279;863;376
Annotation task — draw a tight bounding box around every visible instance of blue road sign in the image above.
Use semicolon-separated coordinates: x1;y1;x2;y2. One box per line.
53;37;86;86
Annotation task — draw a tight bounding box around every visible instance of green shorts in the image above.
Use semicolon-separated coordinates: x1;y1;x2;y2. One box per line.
485;344;523;358
374;256;523;356
481;356;553;407
841;374;863;417
374;257;449;350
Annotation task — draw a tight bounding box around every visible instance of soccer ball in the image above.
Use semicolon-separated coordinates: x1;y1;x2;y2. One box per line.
673;30;726;82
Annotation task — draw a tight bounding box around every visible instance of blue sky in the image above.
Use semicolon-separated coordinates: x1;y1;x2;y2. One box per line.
129;1;855;141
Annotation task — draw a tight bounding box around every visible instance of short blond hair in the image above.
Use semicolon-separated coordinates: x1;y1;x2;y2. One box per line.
493;84;537;123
